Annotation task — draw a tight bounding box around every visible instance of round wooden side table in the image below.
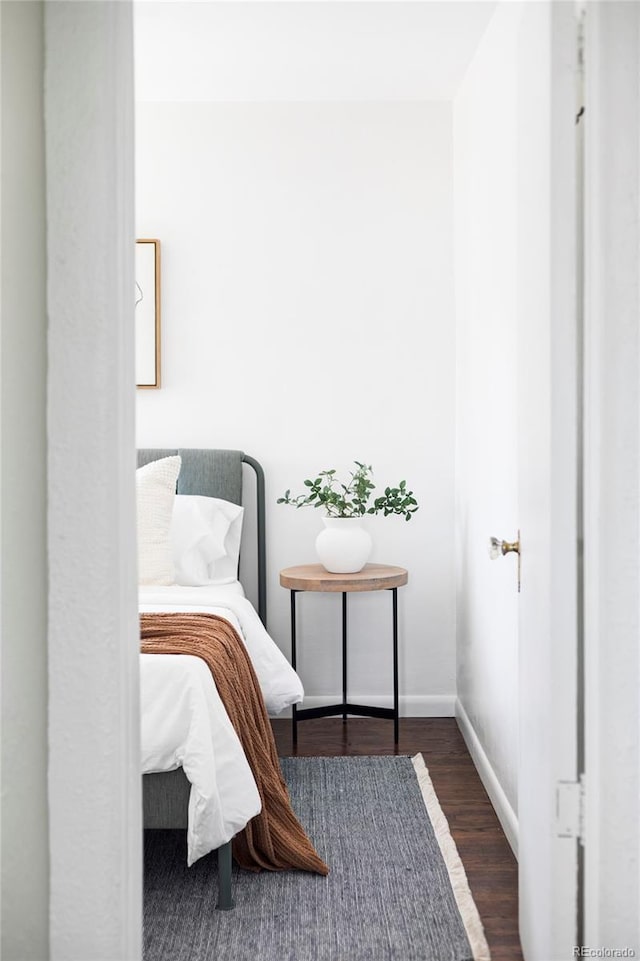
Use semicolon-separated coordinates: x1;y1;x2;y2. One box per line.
279;563;408;745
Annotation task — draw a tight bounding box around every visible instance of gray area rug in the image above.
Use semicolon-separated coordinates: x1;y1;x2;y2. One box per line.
144;755;489;961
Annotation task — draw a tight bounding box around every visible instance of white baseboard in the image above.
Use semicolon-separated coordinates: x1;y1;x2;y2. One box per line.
455;698;519;859
274;694;456;719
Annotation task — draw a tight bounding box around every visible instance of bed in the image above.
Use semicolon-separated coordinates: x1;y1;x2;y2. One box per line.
137;448;315;909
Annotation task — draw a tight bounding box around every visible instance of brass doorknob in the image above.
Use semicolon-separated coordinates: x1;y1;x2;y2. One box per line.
489;536;520;560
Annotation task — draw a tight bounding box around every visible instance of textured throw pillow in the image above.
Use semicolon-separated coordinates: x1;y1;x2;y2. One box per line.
136;455;182;585
171;494;244;586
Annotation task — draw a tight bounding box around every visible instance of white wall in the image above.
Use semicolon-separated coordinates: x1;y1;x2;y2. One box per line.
1;4;50;957
453;3;520;844
135;101;457;714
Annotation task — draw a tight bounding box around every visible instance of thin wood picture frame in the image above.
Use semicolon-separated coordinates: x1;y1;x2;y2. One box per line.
135;239;161;388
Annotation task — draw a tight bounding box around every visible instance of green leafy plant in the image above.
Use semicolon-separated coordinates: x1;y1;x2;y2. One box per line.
277;461;419;521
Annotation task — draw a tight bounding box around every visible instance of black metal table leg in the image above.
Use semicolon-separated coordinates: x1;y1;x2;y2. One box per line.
392;587;399;745
291;590;298;746
342;592;348;722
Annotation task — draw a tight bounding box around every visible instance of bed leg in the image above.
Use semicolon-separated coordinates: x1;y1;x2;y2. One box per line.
216;840;235;910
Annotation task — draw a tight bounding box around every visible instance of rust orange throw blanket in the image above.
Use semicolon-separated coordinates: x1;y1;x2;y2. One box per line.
140;611;328;876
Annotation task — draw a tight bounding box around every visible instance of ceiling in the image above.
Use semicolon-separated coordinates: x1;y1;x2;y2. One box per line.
134;1;498;102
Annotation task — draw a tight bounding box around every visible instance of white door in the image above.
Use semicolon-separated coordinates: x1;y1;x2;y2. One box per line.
517;3;582;958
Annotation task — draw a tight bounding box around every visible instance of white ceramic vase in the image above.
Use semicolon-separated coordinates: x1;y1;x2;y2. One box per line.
315;517;373;574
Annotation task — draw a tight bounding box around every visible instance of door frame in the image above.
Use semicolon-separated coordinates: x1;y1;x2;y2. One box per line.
45;3;142;957
582;1;640;949
516;2;583;957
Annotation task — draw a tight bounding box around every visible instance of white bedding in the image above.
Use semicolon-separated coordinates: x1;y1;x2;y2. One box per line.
140;583;303;865
139;583;303;715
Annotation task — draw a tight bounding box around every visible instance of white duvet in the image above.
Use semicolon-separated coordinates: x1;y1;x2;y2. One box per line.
140;584;303;864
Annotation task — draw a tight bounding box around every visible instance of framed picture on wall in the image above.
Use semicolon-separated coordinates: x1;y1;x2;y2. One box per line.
135;239;161;388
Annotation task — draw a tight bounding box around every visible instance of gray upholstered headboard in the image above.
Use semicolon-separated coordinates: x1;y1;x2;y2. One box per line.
137;448;266;626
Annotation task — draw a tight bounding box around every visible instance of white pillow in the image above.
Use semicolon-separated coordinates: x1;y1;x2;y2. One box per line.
170;495;244;586
136;455;181;585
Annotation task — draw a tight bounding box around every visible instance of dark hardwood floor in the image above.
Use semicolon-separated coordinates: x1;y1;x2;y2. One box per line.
272;716;523;961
